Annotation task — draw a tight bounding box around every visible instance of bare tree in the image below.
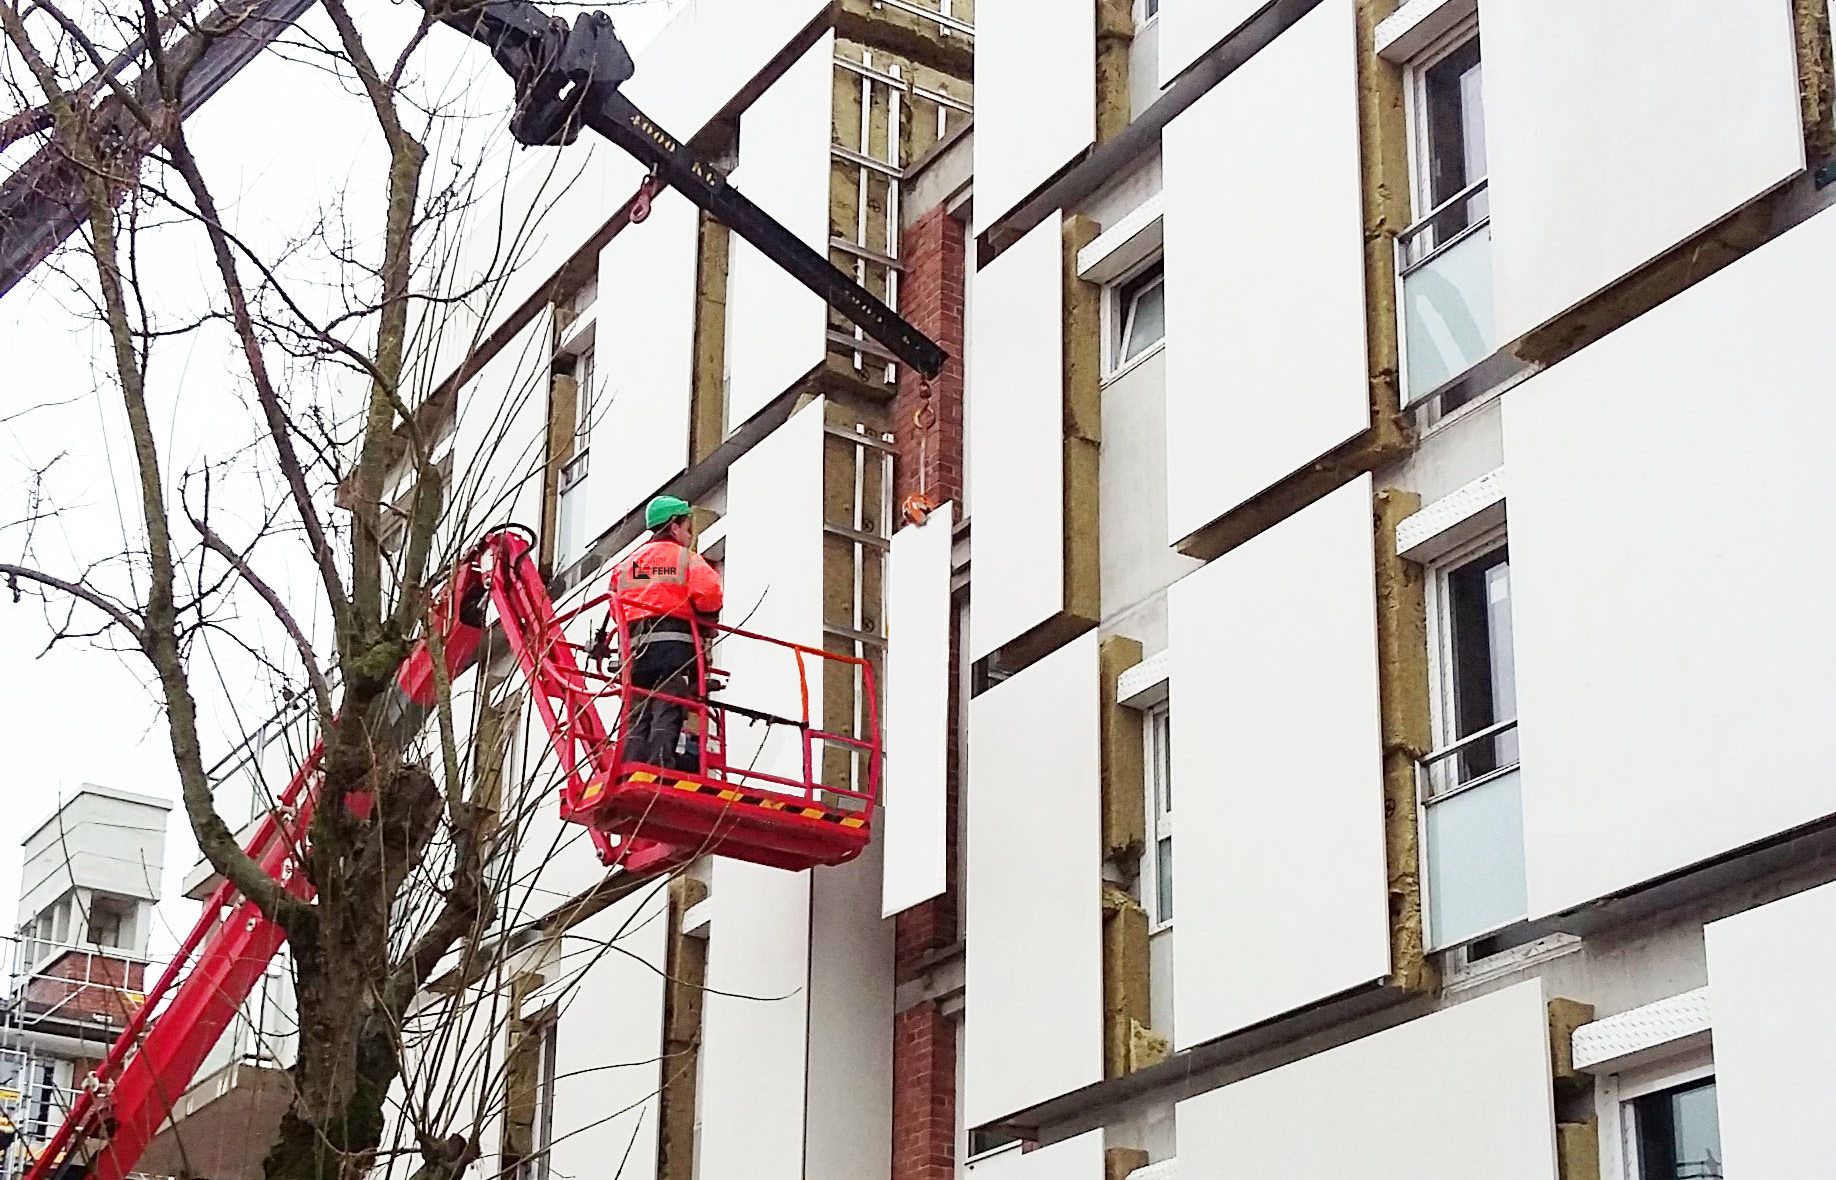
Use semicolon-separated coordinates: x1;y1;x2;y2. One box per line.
0;0;681;1176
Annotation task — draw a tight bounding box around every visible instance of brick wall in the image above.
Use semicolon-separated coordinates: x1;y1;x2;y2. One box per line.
22;949;147;1024
891;201;969;1180
893;1002;958;1180
893;206;967;514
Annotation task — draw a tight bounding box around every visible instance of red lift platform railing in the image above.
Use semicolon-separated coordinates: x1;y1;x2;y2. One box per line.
25;526;881;1180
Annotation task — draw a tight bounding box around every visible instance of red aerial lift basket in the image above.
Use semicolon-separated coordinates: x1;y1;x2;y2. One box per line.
484;537;881;873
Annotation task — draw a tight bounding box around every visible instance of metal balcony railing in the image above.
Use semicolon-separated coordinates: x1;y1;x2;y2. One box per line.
1417;717;1527;950
5;943;150;1031
1397;176;1496;405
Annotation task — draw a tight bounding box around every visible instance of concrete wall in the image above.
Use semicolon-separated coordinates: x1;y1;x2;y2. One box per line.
1166;475;1390;1048
1161;0;1368;544
964;632;1105;1126
1176;981;1559;1178
1483;0;1805;343
1505;205;1836;920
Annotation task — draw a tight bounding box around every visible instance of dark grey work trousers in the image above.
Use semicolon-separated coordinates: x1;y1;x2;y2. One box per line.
627;635;700;771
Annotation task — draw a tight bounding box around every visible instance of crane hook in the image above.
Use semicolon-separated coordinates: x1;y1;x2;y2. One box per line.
630;170;664;224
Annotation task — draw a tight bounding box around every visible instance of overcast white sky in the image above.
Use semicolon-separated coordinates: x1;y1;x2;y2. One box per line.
0;0;683;953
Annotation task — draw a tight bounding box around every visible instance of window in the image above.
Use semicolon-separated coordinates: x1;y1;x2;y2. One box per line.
505;1012;559;1180
1415;33;1486;234
1398;22;1497;408
1110;261;1166;376
555;346;594;561
1628;1079;1723;1180
1442;542;1516;782
86;898;130;950
1135;0;1159;23
1143;704;1173;927
1420;532;1525;950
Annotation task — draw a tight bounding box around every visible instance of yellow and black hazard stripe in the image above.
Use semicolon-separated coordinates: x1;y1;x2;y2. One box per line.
625;770;866;829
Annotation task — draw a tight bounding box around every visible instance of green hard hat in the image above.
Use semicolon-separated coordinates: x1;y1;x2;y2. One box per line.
646;495;694;530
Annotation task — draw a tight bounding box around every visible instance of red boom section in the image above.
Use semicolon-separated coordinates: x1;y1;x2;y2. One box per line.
26;527;881;1180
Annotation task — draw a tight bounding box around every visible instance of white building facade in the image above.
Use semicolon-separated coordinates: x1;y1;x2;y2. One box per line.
144;0;1836;1178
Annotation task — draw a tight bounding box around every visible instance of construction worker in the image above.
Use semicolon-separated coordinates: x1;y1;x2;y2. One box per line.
610;495;724;771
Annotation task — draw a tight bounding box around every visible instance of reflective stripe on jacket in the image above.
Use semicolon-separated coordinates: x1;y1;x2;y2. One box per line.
610;538;723;626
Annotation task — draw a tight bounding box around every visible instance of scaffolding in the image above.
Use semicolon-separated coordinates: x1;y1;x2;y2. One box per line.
0;931;154;1180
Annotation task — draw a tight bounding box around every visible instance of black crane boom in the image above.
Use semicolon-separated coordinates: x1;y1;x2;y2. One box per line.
0;0;950;378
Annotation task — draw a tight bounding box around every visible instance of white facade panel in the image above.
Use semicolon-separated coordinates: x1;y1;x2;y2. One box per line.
696;401;827;1180
697;859;812;1180
963;1131;1106;1180
972;0;1095;232
545;883;670;1180
807;839;895;1179
1156;0;1262;86
1483;0;1804;344
449;311;552;543
1178;980;1558;1179
1167;475;1389;1046
1504;206;1836;920
622;0;832;142
724;33;834;431
722;400;827;783
882;503;956;916
1706;881;1836;1180
1162;0;1368;544
967;215;1066;661
578;191;699;549
964;633;1104;1126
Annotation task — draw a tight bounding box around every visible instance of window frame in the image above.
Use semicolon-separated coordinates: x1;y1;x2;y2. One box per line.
1142;702;1173;931
1397;14;1507;421
1133;0;1159;28
1611;1061;1721;1180
1425;526;1514;758
553;341;596;561
1101;254;1167;384
1401;15;1484;236
1419;525;1526;953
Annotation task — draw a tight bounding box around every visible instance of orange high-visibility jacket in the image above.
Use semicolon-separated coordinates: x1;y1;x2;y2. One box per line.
610;538;724;625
